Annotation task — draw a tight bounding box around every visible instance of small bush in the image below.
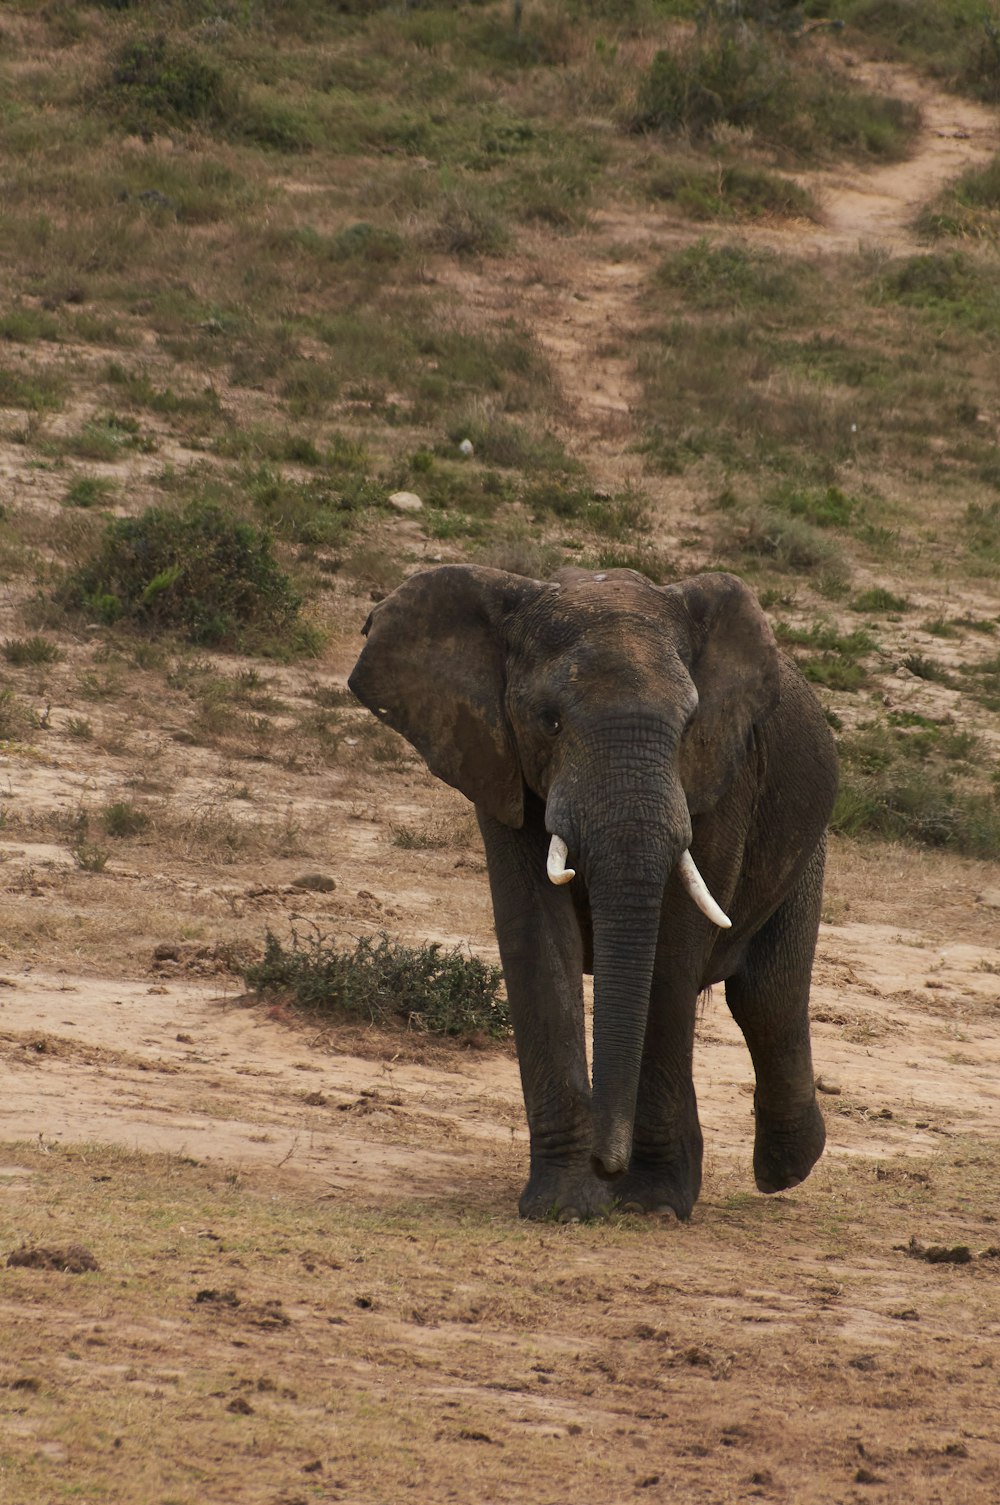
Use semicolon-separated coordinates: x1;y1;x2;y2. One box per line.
58;414;157;462
966;500;1000;563
3;635;61;666
766;482;860;530
646;162;814;222
245;928;509;1039
452;420;571;473
63;475;117;510
630;23;917;162
631;27;790;140
102;800;150;839
60;500;308;651
100;35;232;135
833;712;1000;858
657;240;802;311
735;508;847;574
430;193;511;258
243;465;358;548
964;12;1000;103
0;367;65;413
0;689;41;739
328;222;405;264
851;586;909;613
902;653;953;684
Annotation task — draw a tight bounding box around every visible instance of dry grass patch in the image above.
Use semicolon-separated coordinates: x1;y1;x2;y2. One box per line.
1;1132;999;1504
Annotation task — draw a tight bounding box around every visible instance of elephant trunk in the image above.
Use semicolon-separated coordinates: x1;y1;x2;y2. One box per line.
547;722;700;1179
587;864;672;1176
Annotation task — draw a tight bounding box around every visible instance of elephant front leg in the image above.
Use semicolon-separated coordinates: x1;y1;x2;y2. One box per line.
616;952;704;1220
725;842;828;1194
477;805;613;1222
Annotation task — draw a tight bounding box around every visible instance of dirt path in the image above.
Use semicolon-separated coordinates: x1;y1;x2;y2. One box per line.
803;57;998;254
487;57;999;461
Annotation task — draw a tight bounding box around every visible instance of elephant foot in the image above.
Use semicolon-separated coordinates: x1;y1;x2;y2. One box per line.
615;1140;703;1221
753;1095;826;1194
519;1162;617;1223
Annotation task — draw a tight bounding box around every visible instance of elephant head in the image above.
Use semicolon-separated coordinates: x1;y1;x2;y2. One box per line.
348;566;780;1179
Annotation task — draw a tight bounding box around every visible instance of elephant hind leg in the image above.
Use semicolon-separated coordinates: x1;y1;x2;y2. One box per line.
725;840;828;1194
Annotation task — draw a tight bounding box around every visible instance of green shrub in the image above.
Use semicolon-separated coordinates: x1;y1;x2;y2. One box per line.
101;35;232;135
833;712;1000;858
102;800;150;838
58;414;157;462
63;475;117;509
630;23;917;162
328;222;405;264
735;508;847;574
850;586;909;613
902;653;953;684
245;928;509;1039
646;162;814;222
766;482;858;529
657;240;803;311
430;193;511;258
832;771;1000;858
964;11;1000;102
918;154;1000;237
0;367;65;413
3;635;61;666
874;251;1000;331
243;465;360;547
60;500;307;651
966;499;1000;562
451;420;571;472
0;689;41;739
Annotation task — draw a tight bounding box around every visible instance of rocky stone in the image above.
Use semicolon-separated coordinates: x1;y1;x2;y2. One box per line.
290;873;336;893
388;490;423;513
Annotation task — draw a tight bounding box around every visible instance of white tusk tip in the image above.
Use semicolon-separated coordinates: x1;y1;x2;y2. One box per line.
546;834;575;886
678;849;732;929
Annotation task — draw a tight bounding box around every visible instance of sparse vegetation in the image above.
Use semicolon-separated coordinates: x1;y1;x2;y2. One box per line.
918;153;1000;236
245;928;509;1039
1;6;1000;1503
833;711;1000;857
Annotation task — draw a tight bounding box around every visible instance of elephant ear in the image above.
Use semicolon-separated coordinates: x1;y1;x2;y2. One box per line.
348;565;546;828
664;572;781;815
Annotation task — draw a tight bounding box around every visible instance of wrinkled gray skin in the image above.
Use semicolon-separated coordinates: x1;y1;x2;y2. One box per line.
349;565;838;1221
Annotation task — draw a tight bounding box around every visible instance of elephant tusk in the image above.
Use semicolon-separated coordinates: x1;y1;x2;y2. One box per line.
678;850;732;929
546;834;576;885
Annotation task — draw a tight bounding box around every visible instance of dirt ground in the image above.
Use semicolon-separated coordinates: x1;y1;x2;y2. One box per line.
2;55;1000;1505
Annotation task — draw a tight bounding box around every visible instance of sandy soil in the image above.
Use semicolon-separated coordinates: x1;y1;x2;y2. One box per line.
2;54;1000;1505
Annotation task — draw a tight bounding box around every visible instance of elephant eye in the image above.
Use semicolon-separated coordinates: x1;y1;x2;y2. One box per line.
539;706;561;737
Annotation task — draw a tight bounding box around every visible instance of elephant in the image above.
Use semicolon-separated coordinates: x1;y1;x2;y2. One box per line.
348;564;838;1221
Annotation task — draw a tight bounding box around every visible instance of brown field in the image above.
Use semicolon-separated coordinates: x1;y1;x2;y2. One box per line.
2;8;999;1503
